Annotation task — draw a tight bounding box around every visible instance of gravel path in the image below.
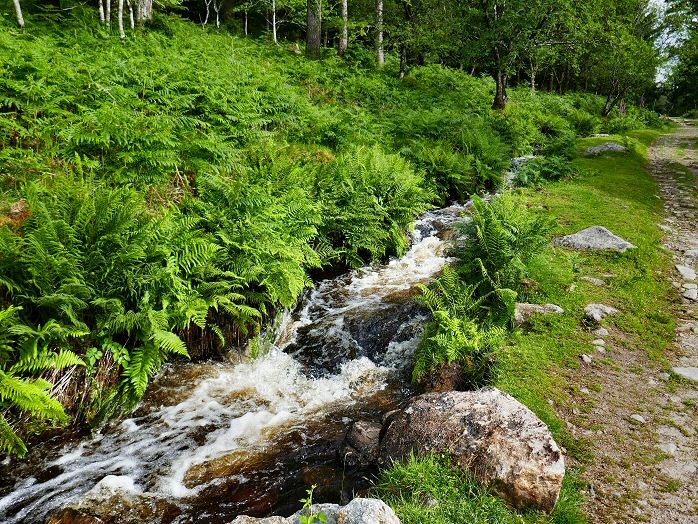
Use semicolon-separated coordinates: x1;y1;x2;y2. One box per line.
564;123;698;523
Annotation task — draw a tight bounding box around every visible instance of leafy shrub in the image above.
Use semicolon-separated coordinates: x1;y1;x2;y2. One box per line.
454;195;552;322
0;305;85;457
513;156;577;187
316;146;434;267
413;268;504;386
568;108;600;137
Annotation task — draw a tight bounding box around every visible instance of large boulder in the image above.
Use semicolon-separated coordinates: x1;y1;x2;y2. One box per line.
230;498;401;524
378;388;564;513
553;226;636;253
341;420;382;466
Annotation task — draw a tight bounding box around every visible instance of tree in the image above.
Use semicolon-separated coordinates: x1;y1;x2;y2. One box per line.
339;0;348;56
307;0;322;57
376;0;384;65
12;0;25;32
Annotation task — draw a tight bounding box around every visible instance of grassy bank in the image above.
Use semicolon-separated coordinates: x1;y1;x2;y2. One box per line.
373;130;675;522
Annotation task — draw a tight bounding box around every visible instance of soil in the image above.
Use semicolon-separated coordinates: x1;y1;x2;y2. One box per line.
562;122;698;523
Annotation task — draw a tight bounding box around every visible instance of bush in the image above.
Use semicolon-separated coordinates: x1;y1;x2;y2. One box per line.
513;156;577;187
454;195;552;322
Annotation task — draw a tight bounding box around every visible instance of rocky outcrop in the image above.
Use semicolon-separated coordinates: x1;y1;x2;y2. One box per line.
554;226;636;253
584;303;620;322
378;388;565;513
230;498;401;524
584;142;629;155
514;303;564;326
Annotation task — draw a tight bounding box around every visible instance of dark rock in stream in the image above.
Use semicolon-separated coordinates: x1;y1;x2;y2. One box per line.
378;388;566;513
340;421;382;466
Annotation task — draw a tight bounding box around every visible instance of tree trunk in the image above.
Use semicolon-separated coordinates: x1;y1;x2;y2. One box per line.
492;70;508;110
12;0;24;31
106;0;111;28
306;0;322;59
127;0;135;29
399;45;406;79
272;0;277;44
136;0;152;23
244;10;248;35
99;0;106;24
376;0;384;66
118;0;125;41
338;0;348;57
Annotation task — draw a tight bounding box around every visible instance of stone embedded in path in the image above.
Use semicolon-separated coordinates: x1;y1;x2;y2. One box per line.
581;354;593;364
672;367;698;382
514;303;564;325
592;339;606;346
585;303;620;322
231;499;401;524
592;327;610;337
683;288;698;301
676;264;696;281
554;226;636;253
581;276;607;286
630;414;646;424
378;388;565;513
584;142;630;155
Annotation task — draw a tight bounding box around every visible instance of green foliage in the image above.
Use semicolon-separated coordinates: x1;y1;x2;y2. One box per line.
298;485;328;524
0;305;85;457
413;268;504;386
513;156;578;188
455;195;553;308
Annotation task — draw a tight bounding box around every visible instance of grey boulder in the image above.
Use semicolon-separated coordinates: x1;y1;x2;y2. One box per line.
584;303;620;322
378;388;565;513
554;226;636;253
514;303;564;326
230;499;401;524
584;142;629;155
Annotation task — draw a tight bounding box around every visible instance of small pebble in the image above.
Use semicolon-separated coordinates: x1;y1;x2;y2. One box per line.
595;345;606;353
592;339;606;345
580;387;590;394
568;284;577;292
659;372;671;380
630;414;646;424
592;327;609;337
581;354;593;364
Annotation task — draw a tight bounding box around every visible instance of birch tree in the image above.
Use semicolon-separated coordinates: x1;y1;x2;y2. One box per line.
376;0;384;66
118;0;126;40
13;0;25;31
339;0;348;57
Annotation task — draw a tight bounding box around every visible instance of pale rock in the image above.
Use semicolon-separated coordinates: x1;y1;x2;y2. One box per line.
581;354;593;364
592;339;606;346
514;303;564;326
683;288;698;301
581;276;607;286
676;264;697;281
672;367;698;382
595;346;606;353
554;226;636;253
378;388;565;513
630;414;646;424
584;142;629;155
683;283;698;290
592;327;609;337
231;499;401;524
585;304;620;322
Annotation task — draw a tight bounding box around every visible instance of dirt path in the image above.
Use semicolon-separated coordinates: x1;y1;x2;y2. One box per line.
563;123;698;523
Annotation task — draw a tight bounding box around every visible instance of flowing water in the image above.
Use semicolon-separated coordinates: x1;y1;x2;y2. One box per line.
0;201;475;524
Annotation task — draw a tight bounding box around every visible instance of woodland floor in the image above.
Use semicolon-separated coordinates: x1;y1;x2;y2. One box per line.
563;123;698;523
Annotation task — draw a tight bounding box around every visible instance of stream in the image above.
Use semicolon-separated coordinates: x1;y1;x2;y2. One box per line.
0;200;476;524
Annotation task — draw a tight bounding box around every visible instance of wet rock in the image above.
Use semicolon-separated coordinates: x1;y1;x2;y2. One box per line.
676;264;696;281
554;226;636;253
514;303;564;326
583;142;630;155
378;388;565;513
230;499;401;524
341;421;382;466
672;367;698;382
580;276;607;286
48;508;105;524
585;303;620;323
